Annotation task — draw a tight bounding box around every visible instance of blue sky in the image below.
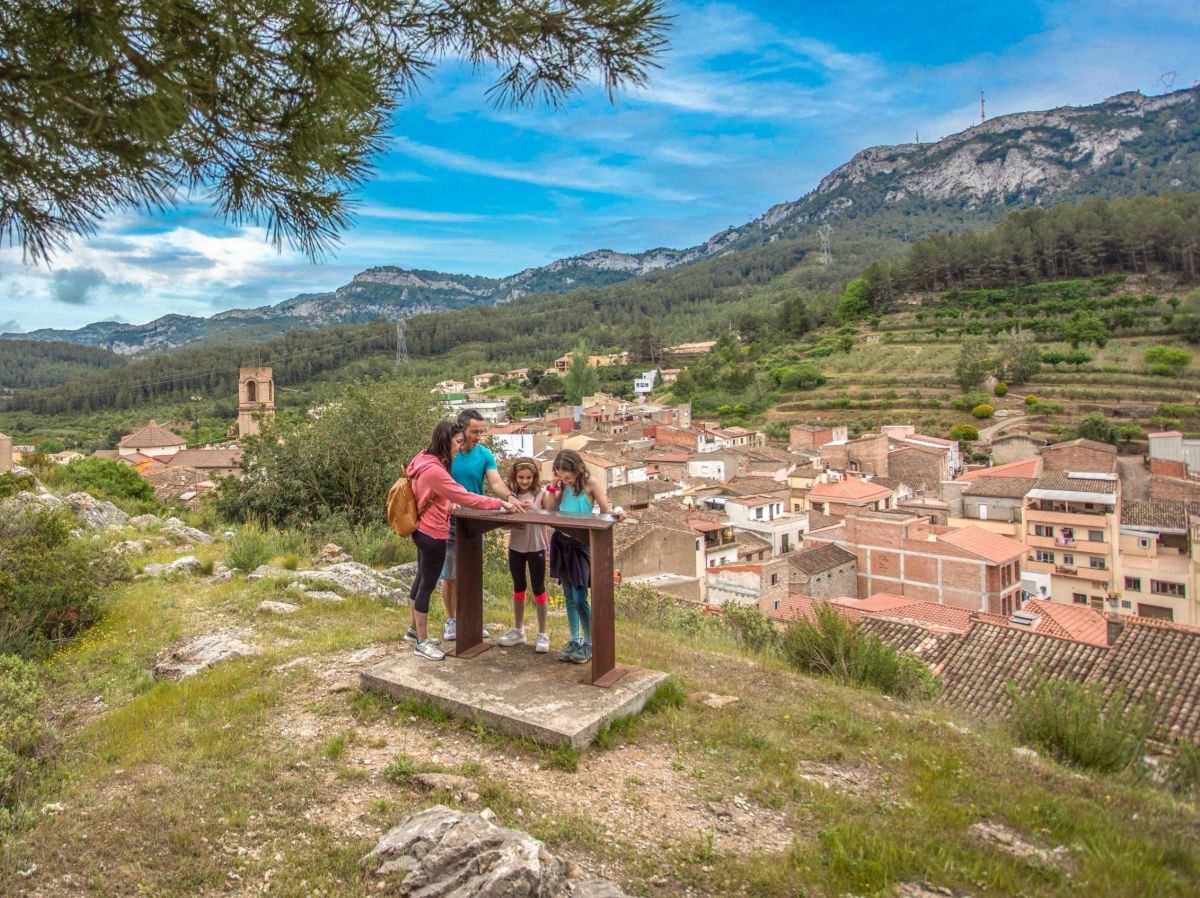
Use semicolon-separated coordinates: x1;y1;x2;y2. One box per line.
2;0;1198;334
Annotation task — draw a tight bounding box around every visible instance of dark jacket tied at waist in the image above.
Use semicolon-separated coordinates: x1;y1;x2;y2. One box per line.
550;529;590;590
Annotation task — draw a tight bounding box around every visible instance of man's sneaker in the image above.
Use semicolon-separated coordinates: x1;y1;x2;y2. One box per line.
443;618;457;642
534;633;551;654
414;639;445;661
557;638;582;661
404;627;438;645
568;643;592;665
498;627;526;647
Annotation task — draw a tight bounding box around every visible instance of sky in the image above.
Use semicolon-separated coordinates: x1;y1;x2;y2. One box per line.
2;0;1198;334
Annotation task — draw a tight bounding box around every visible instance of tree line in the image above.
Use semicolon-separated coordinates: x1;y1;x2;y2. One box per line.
0;340;127;389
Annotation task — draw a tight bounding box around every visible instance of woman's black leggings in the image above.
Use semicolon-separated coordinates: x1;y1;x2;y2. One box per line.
409;530;447;614
508;549;546;596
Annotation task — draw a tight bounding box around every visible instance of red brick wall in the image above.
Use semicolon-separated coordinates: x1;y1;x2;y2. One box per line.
848;434;889;476
889;449;946;493
1150;474;1200;502
1149;458;1187;478
655;428;696;449
790;425;834;453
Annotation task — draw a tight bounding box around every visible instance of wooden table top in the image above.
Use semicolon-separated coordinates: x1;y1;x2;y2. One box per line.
450;506;619;531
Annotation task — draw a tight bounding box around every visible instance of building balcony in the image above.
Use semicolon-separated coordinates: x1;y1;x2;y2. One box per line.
1024;507;1111;524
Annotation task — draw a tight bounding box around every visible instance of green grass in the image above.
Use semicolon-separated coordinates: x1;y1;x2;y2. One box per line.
2;529;1198;898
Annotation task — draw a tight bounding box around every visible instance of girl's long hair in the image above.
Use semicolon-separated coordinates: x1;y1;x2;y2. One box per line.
506;458;541;495
426;421;464;471
552;449;590;496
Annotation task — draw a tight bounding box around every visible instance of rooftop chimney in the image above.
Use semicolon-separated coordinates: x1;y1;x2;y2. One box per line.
1106;614;1125;647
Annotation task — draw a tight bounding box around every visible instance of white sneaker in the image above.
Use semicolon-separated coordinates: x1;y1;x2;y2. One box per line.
535;633;551;653
443;619;457;642
404;627;439;645
498;627;526;647
415;639;445;661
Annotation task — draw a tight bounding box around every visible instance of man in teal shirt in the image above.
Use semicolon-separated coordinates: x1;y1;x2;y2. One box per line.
440;409;513;642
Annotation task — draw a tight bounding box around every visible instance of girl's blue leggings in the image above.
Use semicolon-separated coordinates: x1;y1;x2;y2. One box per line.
563;582;591;645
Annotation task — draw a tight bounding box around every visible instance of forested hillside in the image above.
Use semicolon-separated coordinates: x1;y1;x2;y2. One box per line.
0;340;127;389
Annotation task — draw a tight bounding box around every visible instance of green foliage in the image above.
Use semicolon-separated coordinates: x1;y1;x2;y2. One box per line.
216;378;443;528
1042;348;1094;369
1174;289;1200;343
770;362;827;391
1005;675;1155;773
1117;423;1147;443
2;0;669;260
1144;345;1193;377
993;328;1041;385
971;403;994;419
0;339;126;390
52;456;156;503
1166;742;1200;803
563;340;599;405
0;508;125;658
0;654;54;824
950;336;988;391
722;604;780;655
950;391;990;412
1075;413;1119;445
993;382;1008;397
226;523;312;573
780;603;940;700
948;424;979;444
0;471;36;500
1064;312;1110;348
837;278;874;321
1025;394;1039;406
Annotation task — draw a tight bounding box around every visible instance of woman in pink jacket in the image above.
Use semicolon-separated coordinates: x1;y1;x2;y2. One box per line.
405;421;523;660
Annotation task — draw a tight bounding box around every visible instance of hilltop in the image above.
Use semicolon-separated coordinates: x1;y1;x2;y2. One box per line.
6;86;1197;355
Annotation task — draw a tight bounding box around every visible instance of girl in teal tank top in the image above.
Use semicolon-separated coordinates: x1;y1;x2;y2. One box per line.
543;450;624;663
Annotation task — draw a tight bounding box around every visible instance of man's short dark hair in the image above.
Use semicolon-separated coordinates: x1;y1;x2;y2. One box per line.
457;409;485;427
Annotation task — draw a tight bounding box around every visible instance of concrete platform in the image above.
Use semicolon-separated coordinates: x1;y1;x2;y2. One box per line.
359;642;669;749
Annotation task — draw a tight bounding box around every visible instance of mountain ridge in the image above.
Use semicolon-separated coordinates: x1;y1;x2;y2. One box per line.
6;85;1197;354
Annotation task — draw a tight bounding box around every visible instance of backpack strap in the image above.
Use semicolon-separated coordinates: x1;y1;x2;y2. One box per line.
410;465;437;520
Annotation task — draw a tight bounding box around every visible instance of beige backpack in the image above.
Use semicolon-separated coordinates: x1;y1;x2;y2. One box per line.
386;466;434;537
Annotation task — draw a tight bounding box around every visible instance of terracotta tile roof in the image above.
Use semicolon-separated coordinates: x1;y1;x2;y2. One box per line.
962;476;1039;500
787;544;857;575
770;595;961;664
688;519;727;533
935;622;1109;720
834;594;975;633
709;563;762;574
645;453;690;463
955;458;1043;482
118;421;187;450
1045;438;1117;454
734;530;771;552
1019;599;1109;646
805;510;842;531
1088;618;1200;743
937;526;1026;564
723;476;789;496
907;434;955;448
91;449;120;459
1150;431;1183;438
165;449;242;470
1121;499;1190;531
808;479;893;502
727;494;783;508
1031;473;1118;494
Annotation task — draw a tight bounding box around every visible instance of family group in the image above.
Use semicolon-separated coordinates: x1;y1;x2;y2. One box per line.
401;410;623;663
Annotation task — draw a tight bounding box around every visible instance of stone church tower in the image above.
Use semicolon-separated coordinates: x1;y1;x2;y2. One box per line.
237;367;276;438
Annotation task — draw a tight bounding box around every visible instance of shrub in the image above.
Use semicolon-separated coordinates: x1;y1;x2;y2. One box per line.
951;391;989;412
780;603;940;700
1075;412;1118;445
1166;742;1200;802
227;523;311;572
993;382;1008;397
948;424;979;444
971;403;994;419
56;457;156;503
1025;394;1038;406
0;655;55;824
723;604;780;655
1144;345;1193;377
0;509;125;658
1005;675;1154;772
0;471;36;500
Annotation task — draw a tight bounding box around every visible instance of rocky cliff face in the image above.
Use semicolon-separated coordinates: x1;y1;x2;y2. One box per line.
8;87;1197;354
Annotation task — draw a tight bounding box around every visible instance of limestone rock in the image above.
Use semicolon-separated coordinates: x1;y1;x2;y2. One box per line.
246;564;297;582
896;885;972;898
411;773;474;794
111;540;148;556
258;600;299;614
143;555;204;578
690;691;739;709
295;561;407;600
161;517;215;545
154;631;258;681
66;492;129;529
207;571;235;585
314;543;351;566
129;514;159;528
363;805;638;897
1012;746;1039;761
2;490;65;516
304;590;345;603
969;821;1070;870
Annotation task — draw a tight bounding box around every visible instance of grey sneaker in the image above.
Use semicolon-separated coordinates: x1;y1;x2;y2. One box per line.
415;639;445;661
568;643;592;665
404;627;438;645
498;627;526;647
557;638;582;661
534;632;551;654
443;618;457;642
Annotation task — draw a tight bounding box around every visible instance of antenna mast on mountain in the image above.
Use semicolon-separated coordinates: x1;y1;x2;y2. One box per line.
395;319;409;364
914;129;920;143
1159;71;1178;93
980;89;986;123
818;224;833;265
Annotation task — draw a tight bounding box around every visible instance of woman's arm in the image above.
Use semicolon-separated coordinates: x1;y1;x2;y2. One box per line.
542;480;563;512
429;466;505;510
587;478;623;519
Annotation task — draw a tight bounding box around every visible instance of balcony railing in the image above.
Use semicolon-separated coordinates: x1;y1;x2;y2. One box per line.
1055;537;1075;546
1055;564;1077;574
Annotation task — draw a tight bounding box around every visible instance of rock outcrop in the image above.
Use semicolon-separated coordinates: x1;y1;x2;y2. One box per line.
142;556;204;578
153;631;258;681
363;805;637;897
